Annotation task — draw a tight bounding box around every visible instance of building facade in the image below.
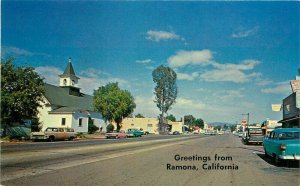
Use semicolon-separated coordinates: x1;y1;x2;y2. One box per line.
279;71;300;128
38;59;105;132
113;117;183;134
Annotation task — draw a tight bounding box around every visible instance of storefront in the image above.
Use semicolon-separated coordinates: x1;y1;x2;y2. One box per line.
278;91;300;128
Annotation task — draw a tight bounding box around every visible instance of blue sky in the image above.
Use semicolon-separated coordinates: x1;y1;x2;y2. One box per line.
2;1;299;124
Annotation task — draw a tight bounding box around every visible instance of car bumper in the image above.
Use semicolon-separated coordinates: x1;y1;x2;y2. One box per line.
248;140;263;143
279;155;300;160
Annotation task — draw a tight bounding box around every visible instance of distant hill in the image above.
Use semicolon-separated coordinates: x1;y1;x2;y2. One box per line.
209;122;235;126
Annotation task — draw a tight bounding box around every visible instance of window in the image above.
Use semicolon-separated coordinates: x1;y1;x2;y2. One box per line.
63;79;67;85
61;118;66;126
131;123;134;126
72;80;75;85
147;124;153;127
79;118;83;127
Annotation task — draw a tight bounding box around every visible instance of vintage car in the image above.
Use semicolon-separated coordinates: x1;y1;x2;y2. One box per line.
127;128;144;137
263;128;300;164
243;126;264;145
31;127;77;141
105;130;127;139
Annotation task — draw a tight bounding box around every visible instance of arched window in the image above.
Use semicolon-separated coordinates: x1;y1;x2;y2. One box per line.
63;79;67;85
72;80;75;85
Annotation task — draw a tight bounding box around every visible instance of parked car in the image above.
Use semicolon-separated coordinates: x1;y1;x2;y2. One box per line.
243;126;264;145
263;128;300;164
172;131;180;135
127;128;144;137
217;131;224;135
31;127;77;141
193;130;199;134
139;128;149;135
105;130;127;139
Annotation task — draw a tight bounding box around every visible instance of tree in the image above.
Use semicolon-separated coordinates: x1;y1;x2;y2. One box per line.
166;114;176;122
135;113;145;118
194;118;204;129
106;124;114;133
93;82;136;131
184;115;195;130
1;57;45;136
88;117;99;134
215;125;222;131
152;65;177;133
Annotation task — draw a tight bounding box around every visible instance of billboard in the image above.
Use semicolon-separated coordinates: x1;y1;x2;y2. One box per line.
283;93;299;119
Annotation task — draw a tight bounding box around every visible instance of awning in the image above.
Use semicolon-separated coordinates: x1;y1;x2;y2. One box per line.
278;116;300;123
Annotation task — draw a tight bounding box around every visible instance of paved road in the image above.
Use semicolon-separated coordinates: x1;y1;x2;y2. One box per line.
1;134;299;186
1;134;191;152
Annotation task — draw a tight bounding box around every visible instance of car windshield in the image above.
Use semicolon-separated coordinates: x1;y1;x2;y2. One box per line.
278;132;300;140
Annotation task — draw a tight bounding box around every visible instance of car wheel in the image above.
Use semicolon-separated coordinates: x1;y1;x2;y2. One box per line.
264;148;269;158
272;154;282;166
49;136;55;142
69;136;75;141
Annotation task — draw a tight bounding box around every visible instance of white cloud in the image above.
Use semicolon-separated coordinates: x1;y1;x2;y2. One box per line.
168;50;214;68
2;46;49;57
261;81;291;95
174;97;206;110
136;59;155;71
134;95;160;117
36;66;129;95
232;26;259;38
136;59;153;64
217;89;245;100
212;60;260;71
167;49;260;83
146;30;181;42
3;46;34;56
199;59;260;83
200;69;259;83
35;66;62;85
176;71;199;81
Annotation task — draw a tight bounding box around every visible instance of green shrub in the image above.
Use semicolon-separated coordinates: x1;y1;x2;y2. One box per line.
106;124;114;133
88;124;99;134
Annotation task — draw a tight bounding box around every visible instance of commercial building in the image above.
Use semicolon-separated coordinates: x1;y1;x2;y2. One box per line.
278;70;300;128
115;117;183;134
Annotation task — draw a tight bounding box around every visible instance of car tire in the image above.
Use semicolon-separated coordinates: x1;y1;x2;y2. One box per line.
264;148;269;158
49;136;55;142
272;154;282;166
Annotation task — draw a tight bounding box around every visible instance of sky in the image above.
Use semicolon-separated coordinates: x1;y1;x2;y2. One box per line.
2;1;299;124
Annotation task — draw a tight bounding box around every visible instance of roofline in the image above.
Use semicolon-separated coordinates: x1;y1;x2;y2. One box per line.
278;116;300;123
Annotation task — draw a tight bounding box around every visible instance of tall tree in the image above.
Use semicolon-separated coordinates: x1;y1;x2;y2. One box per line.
1;57;45;135
93;82;136;131
152;65;177;133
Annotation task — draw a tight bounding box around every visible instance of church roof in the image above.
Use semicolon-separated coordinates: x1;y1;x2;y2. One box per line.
44;83;93;113
59;59;79;79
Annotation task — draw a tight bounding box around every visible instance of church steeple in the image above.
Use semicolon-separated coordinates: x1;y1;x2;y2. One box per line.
59;58;80;87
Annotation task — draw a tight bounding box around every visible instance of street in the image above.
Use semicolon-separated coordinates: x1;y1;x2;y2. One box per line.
1;134;299;186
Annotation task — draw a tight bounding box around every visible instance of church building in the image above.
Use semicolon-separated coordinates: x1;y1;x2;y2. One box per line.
38;58;105;133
